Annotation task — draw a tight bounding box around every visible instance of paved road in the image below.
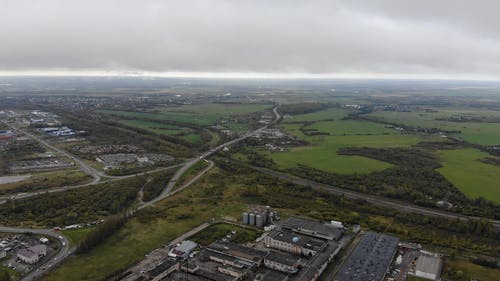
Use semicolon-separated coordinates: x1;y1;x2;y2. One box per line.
138;106;281;208
0;107;281;281
2;121;102;183
227;159;500;229
0;163;185;204
0;226;72;281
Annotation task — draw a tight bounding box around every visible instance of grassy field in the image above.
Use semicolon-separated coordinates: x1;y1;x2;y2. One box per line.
118;119;192;136
270;111;429;174
61;227;95;247
100;103;271;126
44;168;247;281
0;169;91;193
0;265;19;281
367;109;500;145
437;149;500;204
442;258;500;281
284;107;350;122
189;223;262;246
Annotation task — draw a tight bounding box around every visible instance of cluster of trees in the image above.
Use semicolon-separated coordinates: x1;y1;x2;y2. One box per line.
288;145;500;220
48;108;190;158
0;176;145;226
142;169;176;201
215;160;500;246
76;213;129;254
279;102;338;115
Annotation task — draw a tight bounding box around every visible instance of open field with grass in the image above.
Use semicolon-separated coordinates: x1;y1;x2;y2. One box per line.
44;168;247;281
284;107;350;122
437;149;500;204
442;258;500;281
271;112;433;174
118;119;192;136
367;109;500;145
0;169;91;194
189;223;262;246
61;227;96;247
100;103;271;127
0;265;20;281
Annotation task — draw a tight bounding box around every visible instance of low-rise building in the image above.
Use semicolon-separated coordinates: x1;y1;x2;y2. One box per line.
282;217;344;241
264;230;326;256
17;244;47;264
410;251;443;281
168;240;197;260
0;248;6;259
264;251;301;274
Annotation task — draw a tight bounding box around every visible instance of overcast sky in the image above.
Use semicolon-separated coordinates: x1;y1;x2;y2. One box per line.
1;0;500;79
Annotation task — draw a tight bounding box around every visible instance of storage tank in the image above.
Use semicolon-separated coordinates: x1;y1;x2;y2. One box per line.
256;214;264;228
242;212;249;225
249;213;256;225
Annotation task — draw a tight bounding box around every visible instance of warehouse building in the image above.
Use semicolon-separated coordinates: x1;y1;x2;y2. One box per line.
263;251;301;274
282;217;344;241
409;251;443;281
335;232;399;281
264;230;326;256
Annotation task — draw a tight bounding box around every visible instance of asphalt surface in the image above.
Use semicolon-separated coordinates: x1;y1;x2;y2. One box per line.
228;159;500;229
0;226;72;281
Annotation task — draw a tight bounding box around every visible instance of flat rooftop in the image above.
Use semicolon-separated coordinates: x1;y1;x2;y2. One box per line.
335;232;399;281
282;217;344;240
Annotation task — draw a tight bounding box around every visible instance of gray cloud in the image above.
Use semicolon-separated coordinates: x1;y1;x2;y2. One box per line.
1;0;500;78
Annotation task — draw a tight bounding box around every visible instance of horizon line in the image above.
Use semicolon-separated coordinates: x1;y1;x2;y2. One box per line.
0;70;500;82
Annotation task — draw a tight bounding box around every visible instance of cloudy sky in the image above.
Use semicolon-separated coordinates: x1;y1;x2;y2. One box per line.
1;0;500;79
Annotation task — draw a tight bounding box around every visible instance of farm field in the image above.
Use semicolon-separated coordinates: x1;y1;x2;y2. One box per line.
367;109;500;145
100;103;272;127
270;108;432;174
437;149;500;204
442;258;500;281
284;107;350;122
118;119;192;136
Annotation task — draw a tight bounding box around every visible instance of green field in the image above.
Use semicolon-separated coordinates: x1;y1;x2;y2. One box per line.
100;103;271;126
437;149;500;203
284;107;350;122
118;119;192;136
44;168;247;281
367;109;500;145
270;109;429;174
443;259;500;281
189;223;261;246
61;227;95;247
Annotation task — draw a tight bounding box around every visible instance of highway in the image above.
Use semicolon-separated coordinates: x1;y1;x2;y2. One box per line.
0;226;72;281
226;159;500;229
138;106;281;208
0;106;281;281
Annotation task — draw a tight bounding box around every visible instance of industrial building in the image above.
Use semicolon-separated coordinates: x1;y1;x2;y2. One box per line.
409;251;443;281
335;232;399;281
16;244;47;264
242;206;278;228
264;230;326;256
168;240;197;260
0;130;15;140
263;251;301;274
282;217;344;241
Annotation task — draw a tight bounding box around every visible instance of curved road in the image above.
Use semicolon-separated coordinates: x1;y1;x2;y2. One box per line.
0;106;281;281
0;226;72;281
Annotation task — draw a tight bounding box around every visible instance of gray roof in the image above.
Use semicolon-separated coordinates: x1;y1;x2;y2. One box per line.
415;253;443;276
335;232;399;281
265;251;301;267
270;230;325;250
282;217;344;240
208;241;268;263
